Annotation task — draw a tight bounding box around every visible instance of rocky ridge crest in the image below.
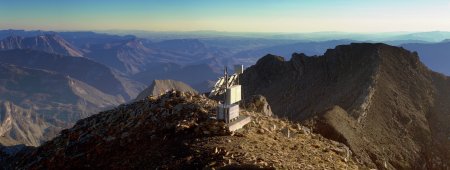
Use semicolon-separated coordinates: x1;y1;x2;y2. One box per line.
241;43;450;169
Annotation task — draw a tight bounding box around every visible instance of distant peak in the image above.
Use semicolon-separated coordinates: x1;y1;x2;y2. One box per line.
255;54;285;66
135;79;198;101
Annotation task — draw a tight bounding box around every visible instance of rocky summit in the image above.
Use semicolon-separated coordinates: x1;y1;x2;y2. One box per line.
241;43;450;169
3;91;361;169
135;79;198;101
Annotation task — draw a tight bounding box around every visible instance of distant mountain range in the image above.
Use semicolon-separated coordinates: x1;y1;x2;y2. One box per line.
0;32;228;87
402;41;450;75
232;39;354;63
99;30;450;42
0;34;83;57
3;30;449;77
0;50;143;100
0;31;229;146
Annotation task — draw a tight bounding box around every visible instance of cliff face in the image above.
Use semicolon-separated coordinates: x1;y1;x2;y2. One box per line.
241;43;450;169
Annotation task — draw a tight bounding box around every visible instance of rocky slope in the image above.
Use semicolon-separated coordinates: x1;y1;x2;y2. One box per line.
3;91;361;169
135;80;198;101
0;34;83;57
0;101;62;146
241;43;450;169
0;63;124;146
0;49;145;100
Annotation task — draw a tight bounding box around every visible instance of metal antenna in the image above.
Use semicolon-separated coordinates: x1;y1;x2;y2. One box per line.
224;66;228;89
223;66;229;123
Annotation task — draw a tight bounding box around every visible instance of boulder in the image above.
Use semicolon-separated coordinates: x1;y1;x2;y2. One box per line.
244;95;273;116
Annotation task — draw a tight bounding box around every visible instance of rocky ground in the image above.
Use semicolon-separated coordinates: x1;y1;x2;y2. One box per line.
192;110;359;169
2;91;362;169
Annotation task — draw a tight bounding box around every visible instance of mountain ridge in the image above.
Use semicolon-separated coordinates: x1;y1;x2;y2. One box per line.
0;49;145;100
241;43;450;169
0;34;84;57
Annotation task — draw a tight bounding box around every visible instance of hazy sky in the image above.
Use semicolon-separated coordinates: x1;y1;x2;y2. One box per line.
1;0;450;33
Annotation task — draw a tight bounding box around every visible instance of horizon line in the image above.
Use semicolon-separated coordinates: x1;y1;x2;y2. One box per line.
2;28;450;35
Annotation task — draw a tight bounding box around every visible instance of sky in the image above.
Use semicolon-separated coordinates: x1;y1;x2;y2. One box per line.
1;0;450;33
